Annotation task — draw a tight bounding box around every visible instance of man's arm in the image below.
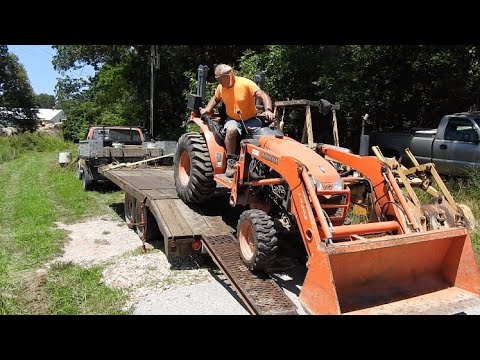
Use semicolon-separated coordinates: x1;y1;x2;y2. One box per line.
200;97;219;116
255;89;274;121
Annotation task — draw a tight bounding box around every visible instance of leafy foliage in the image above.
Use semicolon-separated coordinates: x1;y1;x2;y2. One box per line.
35;93;56;108
54;45;265;141
0;46;37;130
315;45;480;150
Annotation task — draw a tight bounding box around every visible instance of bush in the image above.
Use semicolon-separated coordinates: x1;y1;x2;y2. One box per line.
0;132;74;164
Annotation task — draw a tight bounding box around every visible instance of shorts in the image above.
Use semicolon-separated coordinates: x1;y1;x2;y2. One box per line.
223;117;263;137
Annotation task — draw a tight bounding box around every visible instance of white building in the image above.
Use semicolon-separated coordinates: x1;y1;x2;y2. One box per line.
37;109;67;124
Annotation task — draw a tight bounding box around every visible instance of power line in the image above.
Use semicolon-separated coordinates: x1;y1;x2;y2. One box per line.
20;45;52;61
34;45;55;57
9;45;53;63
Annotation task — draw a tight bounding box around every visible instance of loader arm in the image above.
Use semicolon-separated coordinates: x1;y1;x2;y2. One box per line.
234;140;405;258
319;145;421;233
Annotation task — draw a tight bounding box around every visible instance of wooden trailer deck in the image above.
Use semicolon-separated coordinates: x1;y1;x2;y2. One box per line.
99;165;234;247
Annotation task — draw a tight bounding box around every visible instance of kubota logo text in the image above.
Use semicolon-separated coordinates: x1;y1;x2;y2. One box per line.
298;193;308;220
261;152;279;165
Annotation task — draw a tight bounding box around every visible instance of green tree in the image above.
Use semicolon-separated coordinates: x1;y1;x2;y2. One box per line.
35;93;56;108
313;45;480;150
0;45;37;130
53;45;265;141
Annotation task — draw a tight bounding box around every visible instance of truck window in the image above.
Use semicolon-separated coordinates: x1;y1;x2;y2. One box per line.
92;129;110;141
109;129;142;143
91;128;142;144
444;118;479;142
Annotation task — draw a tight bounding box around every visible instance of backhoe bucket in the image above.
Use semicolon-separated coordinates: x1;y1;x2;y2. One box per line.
299;227;480;315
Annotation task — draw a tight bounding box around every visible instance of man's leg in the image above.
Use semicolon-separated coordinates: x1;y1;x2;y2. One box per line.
224;124;238;155
223;120;242;177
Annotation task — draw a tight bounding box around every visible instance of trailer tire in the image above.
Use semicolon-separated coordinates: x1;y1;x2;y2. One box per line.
124;193;136;229
81;170;94;191
135;200;160;242
174;132;216;204
237;209;278;271
76;162;82;180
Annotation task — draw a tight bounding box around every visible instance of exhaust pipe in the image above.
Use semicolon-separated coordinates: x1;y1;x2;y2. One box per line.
187;65;209;112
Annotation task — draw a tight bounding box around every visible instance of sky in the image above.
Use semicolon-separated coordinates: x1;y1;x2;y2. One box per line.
7;45;95;96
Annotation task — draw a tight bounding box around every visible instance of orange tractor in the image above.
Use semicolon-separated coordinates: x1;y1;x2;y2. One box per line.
174;70;480;314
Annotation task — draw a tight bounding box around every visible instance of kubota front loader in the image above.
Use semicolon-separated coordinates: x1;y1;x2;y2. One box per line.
174;66;480;314
174;99;480;314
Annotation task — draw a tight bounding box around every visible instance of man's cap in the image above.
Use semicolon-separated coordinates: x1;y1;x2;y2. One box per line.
215;64;233;78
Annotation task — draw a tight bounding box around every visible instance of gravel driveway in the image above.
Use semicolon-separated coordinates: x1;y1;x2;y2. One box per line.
49;217;306;315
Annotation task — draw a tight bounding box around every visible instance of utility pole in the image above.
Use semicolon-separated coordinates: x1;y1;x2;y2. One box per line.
149;45;160;139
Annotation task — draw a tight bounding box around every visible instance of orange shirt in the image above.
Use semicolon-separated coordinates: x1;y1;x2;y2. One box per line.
214;76;260;121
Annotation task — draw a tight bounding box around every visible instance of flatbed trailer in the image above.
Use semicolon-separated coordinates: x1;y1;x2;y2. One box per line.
98;164;298;315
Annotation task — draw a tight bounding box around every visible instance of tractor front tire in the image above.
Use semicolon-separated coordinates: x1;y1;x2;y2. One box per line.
237;209;278;271
174;132;216;204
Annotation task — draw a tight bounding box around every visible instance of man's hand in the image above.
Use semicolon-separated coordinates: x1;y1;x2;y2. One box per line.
199;107;208;116
264;109;274;122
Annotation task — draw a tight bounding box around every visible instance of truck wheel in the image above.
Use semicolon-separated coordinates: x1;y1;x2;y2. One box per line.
237;209;278;271
81;171;94;191
174;132;216;204
124;193;136;229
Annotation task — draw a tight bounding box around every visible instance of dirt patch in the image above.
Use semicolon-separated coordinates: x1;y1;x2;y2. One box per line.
48;218;213;312
19;268;50;314
51;219;142;267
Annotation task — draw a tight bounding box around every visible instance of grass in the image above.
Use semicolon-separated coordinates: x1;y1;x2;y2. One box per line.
45;263;126;315
0;133;127;314
0;131;69;164
412;169;480;254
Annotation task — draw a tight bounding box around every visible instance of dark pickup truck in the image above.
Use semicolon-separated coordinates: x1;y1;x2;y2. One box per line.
369;112;480;176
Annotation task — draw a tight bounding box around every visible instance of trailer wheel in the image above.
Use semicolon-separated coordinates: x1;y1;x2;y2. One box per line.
124;193;136;229
174;132;216;204
76;162;82;180
237;209;278;271
135;200;160;242
81;170;94;191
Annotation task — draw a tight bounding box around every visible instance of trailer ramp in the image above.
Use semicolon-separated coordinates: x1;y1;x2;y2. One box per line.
202;234;298;315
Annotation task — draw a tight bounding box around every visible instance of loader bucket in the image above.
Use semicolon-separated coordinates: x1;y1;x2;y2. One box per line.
299;227;480;315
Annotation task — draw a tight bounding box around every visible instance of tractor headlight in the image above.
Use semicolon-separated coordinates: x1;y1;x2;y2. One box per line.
311;176;323;191
332;177;344;191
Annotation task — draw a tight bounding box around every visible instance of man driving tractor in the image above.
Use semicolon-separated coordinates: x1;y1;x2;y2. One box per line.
200;64;275;177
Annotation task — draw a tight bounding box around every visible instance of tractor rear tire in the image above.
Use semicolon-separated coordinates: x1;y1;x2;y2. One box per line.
174;132;216;204
237;209;278;271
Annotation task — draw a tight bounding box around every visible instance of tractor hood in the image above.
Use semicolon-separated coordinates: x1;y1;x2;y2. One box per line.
258;136;342;188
